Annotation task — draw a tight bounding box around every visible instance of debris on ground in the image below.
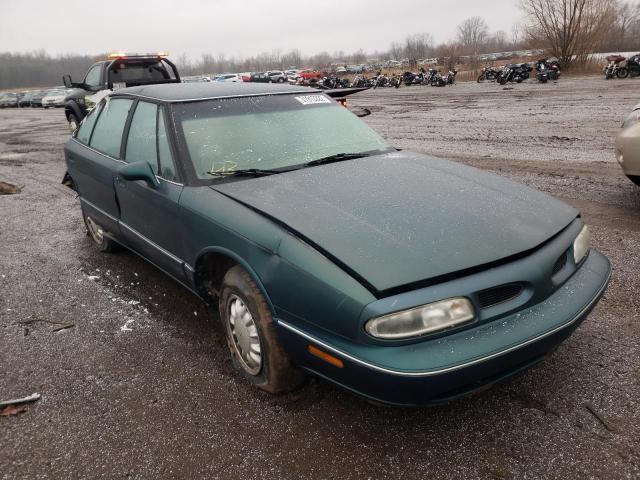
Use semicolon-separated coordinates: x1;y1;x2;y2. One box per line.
0;181;23;195
19;318;75;332
0;393;41;416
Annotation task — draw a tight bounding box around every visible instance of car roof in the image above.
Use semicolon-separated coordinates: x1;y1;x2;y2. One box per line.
111;82;315;102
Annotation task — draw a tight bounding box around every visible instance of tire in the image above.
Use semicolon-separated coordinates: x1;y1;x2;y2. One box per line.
278;78;285;83
617;67;629;79
477;75;485;83
82;208;121;253
68;113;80;133
499;77;508;85
219;265;304;394
628;175;640;187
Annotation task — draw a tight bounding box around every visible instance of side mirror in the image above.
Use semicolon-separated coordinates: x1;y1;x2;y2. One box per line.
63;74;73;88
118;161;160;189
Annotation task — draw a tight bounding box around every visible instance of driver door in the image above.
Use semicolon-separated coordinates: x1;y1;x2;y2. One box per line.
115;100;186;281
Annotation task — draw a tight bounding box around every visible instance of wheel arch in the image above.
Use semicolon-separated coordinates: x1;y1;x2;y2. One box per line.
193;246;276;315
64;100;84;122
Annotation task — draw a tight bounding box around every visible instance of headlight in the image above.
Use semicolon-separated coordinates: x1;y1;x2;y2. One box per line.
622;110;640;129
365;298;475;340
573;225;591;264
76;97;85;106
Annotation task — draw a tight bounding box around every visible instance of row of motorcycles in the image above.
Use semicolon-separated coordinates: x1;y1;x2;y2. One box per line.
603;54;640;79
348;68;458;89
477;58;561;84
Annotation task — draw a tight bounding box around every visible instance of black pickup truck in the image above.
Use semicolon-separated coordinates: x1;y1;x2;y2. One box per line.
63;53;180;131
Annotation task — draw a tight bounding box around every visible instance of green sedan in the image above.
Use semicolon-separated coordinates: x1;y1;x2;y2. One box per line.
63;83;611;406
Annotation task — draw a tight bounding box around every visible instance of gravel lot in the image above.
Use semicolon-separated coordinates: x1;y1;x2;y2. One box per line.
1;76;639;479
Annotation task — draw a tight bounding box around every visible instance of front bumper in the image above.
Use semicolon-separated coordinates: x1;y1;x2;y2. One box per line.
277;250;611;405
616;121;640;176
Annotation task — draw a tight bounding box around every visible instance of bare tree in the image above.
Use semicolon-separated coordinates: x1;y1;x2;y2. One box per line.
457;17;489;53
520;0;617;67
405;33;433;63
616;1;640;49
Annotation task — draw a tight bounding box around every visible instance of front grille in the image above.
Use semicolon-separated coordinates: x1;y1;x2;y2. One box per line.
552;252;568;276
477;283;524;309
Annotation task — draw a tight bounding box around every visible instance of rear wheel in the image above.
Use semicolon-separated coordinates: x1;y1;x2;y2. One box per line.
477;75;485;83
82;209;121;253
219;265;304;394
617;67;629;79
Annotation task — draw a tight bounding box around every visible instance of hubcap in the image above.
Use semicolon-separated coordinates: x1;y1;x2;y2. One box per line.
85;216;104;244
69;119;78;133
227;294;262;375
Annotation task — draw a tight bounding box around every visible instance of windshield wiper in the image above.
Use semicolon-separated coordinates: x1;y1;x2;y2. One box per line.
305;152;371;167
207;168;278;178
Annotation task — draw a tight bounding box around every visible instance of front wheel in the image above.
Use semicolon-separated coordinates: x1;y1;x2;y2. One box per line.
219;265;304;394
68;113;80;133
617;67;629;79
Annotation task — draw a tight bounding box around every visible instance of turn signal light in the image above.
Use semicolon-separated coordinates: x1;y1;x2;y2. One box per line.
308;345;344;368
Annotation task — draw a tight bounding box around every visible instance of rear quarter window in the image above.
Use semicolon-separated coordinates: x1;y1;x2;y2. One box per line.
76;102;104;145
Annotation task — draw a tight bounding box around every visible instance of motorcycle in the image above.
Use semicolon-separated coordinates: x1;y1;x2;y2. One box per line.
535;58;561;83
498;63;532;85
390;74;402;88
447;69;458;85
615;53;640;78
603;55;626;79
372;74;390;89
430;70;456;87
477;66;501;83
351;75;370;88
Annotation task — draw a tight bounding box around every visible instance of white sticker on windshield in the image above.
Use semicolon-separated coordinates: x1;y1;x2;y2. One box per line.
112;82;126;90
295;95;332;105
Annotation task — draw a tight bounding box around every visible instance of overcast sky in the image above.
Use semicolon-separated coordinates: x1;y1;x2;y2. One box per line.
0;0;522;59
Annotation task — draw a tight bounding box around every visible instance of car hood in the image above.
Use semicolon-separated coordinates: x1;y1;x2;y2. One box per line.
212;152;578;293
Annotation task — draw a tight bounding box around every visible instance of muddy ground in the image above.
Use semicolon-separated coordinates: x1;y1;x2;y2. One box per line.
1;76;639;479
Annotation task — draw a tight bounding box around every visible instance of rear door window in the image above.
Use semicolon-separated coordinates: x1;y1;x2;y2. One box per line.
89;98;133;158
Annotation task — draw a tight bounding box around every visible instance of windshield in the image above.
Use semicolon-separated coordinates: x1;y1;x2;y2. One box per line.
172;94;391;179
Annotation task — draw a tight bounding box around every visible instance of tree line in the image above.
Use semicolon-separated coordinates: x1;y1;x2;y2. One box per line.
1;0;639;89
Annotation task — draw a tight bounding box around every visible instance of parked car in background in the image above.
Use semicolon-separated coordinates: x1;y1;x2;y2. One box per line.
0;92;19;108
243;72;271;83
216;74;242;83
18;91;35;108
182;75;212;83
42;88;75;108
63;82;610;406
296;69;323;84
286;70;300;83
63;52;181;130
266;70;287;83
616;102;640;186
30;90;49;108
